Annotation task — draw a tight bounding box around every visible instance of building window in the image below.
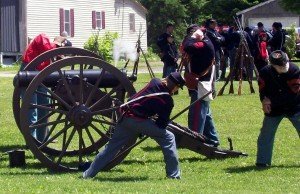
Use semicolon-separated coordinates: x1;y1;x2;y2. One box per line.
129;13;135;32
96;12;102;29
92;11;106;30
64;10;71;36
60;8;74;37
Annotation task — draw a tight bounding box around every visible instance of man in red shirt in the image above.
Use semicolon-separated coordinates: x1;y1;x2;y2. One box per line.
21;33;65;142
22;33;65;70
255;32;269;72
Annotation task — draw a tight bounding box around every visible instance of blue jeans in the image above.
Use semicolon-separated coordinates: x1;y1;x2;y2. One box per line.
84;117;180;178
188;90;219;145
162;64;176;78
256;113;300;165
20;63;49;142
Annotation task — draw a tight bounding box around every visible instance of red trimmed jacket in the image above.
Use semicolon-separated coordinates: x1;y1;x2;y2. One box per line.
258;62;300;116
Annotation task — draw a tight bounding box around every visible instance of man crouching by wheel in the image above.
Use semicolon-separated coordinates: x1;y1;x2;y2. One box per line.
83;72;185;179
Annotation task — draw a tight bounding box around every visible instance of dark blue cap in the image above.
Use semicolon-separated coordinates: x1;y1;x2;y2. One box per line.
168;72;185;89
269;50;288;66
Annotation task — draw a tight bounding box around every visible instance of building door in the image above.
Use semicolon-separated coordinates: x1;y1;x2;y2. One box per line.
0;0;20;53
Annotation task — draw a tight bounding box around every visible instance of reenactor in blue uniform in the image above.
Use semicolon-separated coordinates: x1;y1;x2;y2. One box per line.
183;28;220;147
205;18;225;81
269;22;286;52
256;50;300;167
161;34;179;78
83;72;185;179
157;23;176;77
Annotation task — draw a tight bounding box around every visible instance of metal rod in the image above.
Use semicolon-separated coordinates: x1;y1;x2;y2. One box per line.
170;91;212;121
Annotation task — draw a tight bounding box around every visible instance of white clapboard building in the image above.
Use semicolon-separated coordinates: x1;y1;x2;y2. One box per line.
0;0;147;64
236;0;300;29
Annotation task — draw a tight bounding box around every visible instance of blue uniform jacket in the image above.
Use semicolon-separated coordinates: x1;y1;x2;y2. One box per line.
123;78;173;128
258;62;300;116
183;36;215;81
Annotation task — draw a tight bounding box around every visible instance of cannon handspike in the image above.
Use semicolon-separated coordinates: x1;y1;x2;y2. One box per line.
167;122;247;159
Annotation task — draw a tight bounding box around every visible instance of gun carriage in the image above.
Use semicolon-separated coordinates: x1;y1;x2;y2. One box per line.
13;47;247;172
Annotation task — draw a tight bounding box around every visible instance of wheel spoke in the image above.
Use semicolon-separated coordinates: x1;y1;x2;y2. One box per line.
91;107;117;116
32;111;55;127
78;129;84;164
38;122;72;150
29;119;67;129
42;113;64;144
56;127;77;164
92;118;116;126
30;104;67;114
85;127;95;145
90;123;111;139
85;69;105;106
35;90;53;99
79;64;84;105
62;129;67;151
89;85;122;111
40;84;72;110
85;127;99;154
58;69;77;106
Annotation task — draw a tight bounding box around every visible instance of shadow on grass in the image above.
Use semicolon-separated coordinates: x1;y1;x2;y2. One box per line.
140;146;160;152
121;156;207;166
93;175;149;182
0;144;27;153
226;164;300;173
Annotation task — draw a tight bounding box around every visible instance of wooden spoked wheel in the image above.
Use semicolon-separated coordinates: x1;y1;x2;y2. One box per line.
20;56;136;171
13;47;101;131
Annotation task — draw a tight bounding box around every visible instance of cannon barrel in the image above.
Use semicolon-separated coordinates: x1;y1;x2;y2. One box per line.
14;69;136;88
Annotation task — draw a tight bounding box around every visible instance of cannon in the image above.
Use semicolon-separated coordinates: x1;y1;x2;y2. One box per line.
13;47;247;172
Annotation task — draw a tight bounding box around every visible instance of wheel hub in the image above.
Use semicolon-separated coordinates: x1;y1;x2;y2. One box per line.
68;105;92;128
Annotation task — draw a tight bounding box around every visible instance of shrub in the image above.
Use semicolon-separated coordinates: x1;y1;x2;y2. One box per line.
285;24;297;59
84;31;119;63
141;47;160;62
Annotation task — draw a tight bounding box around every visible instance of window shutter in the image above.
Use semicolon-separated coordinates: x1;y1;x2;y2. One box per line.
102;11;105;29
70;9;74;37
92;11;96;29
59;8;64;35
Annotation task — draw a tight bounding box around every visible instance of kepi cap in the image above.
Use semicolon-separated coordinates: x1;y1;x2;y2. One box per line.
168;72;185;89
269;50;288;66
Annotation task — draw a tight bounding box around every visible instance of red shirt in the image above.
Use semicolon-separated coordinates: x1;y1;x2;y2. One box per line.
22;33;57;70
259;41;268;60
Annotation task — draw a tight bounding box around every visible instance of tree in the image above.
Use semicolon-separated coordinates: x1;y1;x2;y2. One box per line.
137;0;266;52
139;0;187;51
279;0;300;14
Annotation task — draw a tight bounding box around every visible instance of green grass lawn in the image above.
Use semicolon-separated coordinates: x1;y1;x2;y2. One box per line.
0;72;299;193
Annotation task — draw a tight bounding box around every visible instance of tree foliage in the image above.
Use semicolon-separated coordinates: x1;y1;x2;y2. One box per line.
279;0;300;14
285;24;297;59
138;0;265;52
84;31;118;63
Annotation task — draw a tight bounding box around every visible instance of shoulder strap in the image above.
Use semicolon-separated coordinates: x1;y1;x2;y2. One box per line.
198;58;215;78
120;92;170;107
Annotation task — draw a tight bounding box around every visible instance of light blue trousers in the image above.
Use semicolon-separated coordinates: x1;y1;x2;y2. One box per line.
20;63;49;142
84;117;180;178
256;113;300;165
188;90;220;146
